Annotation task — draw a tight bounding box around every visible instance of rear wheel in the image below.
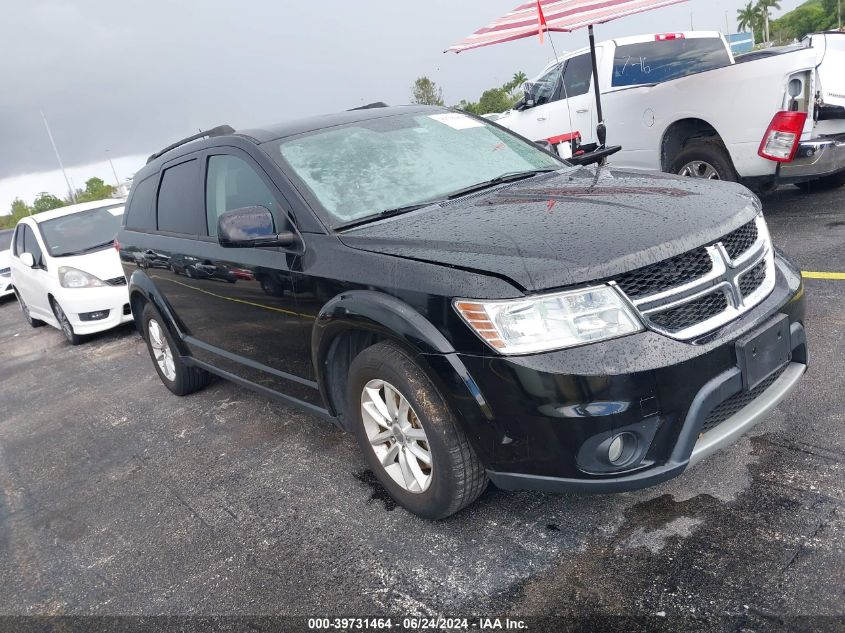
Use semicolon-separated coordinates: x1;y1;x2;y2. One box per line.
794;172;845;192
347;341;487;519
670;140;737;182
14;291;44;328
50;298;84;345
141;303;209;396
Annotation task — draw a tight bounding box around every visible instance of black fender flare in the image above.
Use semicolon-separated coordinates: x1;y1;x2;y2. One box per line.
311;290;493;422
127;269;191;355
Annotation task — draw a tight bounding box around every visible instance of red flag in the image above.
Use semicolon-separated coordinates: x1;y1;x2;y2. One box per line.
536;0;548;44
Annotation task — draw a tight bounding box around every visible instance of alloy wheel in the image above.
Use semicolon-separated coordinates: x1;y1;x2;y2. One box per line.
678;160;721;180
148;318;176;381
53;301;74;340
361;379;432;493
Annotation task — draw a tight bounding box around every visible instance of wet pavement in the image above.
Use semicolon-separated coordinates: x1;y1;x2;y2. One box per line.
0;184;842;629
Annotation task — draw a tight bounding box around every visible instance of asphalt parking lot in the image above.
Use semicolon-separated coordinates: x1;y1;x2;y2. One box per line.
1;184;843;629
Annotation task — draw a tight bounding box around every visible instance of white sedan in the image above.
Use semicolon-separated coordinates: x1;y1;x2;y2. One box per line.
0;229;13;299
9;199;132;344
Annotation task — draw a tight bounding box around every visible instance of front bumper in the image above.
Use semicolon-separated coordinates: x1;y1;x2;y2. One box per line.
439;254;807;493
779;134;845;181
56;285;133;335
0;275;12;298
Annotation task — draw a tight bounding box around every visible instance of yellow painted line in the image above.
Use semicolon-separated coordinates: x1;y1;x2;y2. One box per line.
149;274;316;320
802;271;845;280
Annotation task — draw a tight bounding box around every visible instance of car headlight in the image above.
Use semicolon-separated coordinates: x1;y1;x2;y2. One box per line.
454;285;643;354
58;266;106;288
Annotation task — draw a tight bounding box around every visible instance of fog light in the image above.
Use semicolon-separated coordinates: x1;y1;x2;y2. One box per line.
607;432;637;465
79;309;110;322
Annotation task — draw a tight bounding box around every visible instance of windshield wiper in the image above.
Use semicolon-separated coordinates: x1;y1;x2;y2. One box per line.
335;200;444;231
444;169;557;200
52;240;114;257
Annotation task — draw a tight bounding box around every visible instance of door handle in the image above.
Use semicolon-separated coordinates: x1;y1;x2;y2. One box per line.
576;108;589;114
537;116;547;121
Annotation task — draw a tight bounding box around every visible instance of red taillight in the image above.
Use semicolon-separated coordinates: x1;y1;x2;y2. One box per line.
758;111;807;162
114;238;120;252
655;33;684;40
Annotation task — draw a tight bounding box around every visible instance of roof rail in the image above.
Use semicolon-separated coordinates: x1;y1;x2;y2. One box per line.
146;125;236;164
347;102;389;111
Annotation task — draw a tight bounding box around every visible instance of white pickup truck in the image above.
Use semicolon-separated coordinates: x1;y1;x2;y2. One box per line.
496;31;845;192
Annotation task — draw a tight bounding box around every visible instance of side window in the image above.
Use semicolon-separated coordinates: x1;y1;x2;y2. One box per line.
157;159;204;235
561;54;592;98
124;175;157;231
205;155;286;236
14;225;25;256
532;62;563;106
23;226;44;267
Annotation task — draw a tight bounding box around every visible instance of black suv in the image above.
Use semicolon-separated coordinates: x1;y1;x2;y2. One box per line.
118;105;807;519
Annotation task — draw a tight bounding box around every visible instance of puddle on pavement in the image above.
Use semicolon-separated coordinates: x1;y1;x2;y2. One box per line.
354;470;397;511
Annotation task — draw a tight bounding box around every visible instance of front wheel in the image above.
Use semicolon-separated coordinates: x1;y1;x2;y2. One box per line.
141;303;209;396
670;140;737;182
348;341;487;519
51;298;84;345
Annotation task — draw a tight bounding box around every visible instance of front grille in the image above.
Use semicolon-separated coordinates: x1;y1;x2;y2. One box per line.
720;220;758;260
105;276;127;286
700;364;788;434
615;248;712;299
739;261;766;297
612;216;774;340
649;292;728;332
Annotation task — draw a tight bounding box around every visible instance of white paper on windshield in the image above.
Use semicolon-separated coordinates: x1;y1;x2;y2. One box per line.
428;113;484;130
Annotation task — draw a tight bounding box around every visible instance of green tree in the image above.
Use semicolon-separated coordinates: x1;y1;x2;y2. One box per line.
476;88;514;115
737;2;760;44
503;71;529;99
756;0;782;42
32;192;66;214
74;177;116;203
411;76;444;106
0;198;32;228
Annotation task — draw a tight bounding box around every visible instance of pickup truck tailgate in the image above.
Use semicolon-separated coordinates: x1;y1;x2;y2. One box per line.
816;33;845;109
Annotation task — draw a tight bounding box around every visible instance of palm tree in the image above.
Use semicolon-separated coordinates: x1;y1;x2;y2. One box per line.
756;0;781;43
736;2;758;45
504;71;529;99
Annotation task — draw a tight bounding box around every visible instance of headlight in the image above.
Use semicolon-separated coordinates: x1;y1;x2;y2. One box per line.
58;266;106;288
454;285;643;354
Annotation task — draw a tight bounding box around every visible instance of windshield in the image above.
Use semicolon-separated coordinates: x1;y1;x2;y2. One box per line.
39;204;125;257
270;111;563;226
0;230;13;251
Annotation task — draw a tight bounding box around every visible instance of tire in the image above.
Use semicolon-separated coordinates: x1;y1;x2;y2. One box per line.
347;341;487;519
14;290;45;328
141;303;210;396
50;298;84;345
794;172;845;192
670;140;738;182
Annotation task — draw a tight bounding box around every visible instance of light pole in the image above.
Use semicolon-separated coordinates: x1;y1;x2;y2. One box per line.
725;11;730;36
40;109;76;203
105;150;121;188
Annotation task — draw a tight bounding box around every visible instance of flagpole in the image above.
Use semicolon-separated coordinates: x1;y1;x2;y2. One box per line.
588;25;606;148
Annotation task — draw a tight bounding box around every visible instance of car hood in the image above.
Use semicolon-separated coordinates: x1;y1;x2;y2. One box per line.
53;246;124;282
338;167;760;293
0;249;9;271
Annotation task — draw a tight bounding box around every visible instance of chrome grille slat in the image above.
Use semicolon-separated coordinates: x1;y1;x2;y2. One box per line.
613;217;775;340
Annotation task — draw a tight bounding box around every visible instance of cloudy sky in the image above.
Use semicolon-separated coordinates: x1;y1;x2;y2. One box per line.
1;0;804;212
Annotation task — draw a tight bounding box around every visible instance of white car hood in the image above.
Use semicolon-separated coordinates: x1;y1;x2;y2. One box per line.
54;246;124;282
0;249;10;271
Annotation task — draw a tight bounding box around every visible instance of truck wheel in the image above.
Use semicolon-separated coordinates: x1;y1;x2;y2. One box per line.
794;172;845;192
347;341;487;519
141;303;210;396
670;140;737;182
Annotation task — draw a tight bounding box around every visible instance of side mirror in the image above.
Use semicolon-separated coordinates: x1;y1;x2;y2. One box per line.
217;206;296;248
520;81;536;109
19;252;35;268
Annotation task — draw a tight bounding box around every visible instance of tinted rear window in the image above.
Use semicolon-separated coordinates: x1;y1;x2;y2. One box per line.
611;38;731;87
124;175;157;231
157;159;203;235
